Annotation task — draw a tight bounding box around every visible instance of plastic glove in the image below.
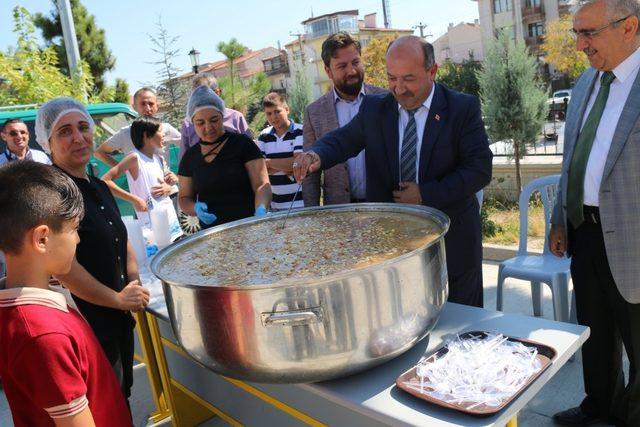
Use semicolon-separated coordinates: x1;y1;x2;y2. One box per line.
255;204;268;217
194;198;217;225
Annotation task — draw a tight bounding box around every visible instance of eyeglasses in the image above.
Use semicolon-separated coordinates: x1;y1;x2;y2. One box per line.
570;15;631;39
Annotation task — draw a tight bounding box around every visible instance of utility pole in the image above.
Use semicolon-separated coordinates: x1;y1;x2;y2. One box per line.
56;0;82;79
382;0;391;29
413;22;432;38
290;31;305;64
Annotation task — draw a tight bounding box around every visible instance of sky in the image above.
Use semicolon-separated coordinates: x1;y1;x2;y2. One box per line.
1;0;480;91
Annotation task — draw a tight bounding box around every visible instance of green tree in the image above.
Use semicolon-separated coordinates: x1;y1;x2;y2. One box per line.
542;15;589;79
0;6;93;105
363;34;398;88
217;38;248;108
149;17;186;127
287;64;312;124
478;30;548;194
34;0;115;91
113;78;130;103
437;53;481;96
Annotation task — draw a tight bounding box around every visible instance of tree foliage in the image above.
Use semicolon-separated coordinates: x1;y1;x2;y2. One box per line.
287;63;312;124
113;78;130;103
217;38;248;108
541;14;589;79
217;71;271;135
34;0;115;90
478;30;548;194
362;34;398;88
0;6;93;106
148;17;187;128
437;54;481;97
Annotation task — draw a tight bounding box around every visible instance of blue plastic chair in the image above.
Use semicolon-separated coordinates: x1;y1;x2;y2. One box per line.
496;175;573;322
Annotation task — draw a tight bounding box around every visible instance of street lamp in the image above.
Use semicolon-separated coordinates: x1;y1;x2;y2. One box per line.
188;47;201;74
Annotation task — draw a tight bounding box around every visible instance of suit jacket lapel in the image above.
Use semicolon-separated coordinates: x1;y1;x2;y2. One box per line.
564;69;598;165
419;84;447;178
382;95;400;185
321;90;339;132
602;67;640;180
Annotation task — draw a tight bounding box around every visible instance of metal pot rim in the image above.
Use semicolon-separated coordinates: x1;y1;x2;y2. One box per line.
150;202;450;291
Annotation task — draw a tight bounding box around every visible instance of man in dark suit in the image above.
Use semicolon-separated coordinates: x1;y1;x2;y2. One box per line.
294;36;492;307
302;32;387;206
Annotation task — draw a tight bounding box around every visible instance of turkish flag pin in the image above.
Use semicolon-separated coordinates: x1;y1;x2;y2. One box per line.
435;114;441;121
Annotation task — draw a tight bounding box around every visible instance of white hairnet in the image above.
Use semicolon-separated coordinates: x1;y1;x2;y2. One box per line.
35;97;94;154
186;86;225;121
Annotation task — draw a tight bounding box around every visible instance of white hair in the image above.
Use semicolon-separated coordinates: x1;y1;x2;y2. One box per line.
574;0;640;20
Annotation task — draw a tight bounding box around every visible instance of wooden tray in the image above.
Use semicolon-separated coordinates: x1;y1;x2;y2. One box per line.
395;331;557;416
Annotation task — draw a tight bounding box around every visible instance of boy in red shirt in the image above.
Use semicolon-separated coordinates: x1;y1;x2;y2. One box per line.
0;161;132;427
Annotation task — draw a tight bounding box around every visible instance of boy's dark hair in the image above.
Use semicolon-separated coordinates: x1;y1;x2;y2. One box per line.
130;116;161;150
321;32;361;68
262;92;288;109
1;118;25;133
0;161;84;254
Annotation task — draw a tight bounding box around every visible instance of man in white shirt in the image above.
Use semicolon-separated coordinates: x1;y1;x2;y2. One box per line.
0;119;51;166
549;1;640;425
94;87;181;168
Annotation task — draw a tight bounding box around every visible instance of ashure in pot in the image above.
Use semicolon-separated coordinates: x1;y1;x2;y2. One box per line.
151;203;450;383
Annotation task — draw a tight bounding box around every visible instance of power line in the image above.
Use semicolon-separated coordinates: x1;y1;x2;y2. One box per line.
413;22;432;38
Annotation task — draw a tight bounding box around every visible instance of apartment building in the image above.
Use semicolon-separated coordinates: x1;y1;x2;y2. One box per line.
432;21;484;64
472;0;572;55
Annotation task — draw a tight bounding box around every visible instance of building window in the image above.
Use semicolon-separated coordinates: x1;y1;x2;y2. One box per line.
525;0;541;7
305;15;357;39
305;18;329;39
338;15;358;32
494;0;513;13
528;22;544;37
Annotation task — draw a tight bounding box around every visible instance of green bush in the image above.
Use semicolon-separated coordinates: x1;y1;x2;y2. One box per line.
481;203;501;238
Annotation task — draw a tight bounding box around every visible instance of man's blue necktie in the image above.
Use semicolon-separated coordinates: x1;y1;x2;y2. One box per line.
400;108;419;182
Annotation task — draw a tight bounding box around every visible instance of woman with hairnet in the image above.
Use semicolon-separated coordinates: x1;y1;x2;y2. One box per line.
35;97;150;405
179;86;271;227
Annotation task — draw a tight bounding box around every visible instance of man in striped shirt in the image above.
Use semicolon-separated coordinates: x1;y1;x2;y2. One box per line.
257;93;304;211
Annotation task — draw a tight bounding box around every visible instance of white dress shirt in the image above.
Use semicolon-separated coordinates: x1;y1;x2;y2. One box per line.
334;86;367;199
398;87;435;184
582;47;640;206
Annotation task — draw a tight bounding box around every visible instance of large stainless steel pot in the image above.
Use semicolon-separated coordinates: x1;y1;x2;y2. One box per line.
151;203;449;383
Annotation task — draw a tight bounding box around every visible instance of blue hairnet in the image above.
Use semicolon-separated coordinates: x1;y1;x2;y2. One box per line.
35;97;94;154
186;86;225;121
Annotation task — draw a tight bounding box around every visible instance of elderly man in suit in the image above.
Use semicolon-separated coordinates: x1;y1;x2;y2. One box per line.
302;32;387;206
549;0;640;425
294;35;492;307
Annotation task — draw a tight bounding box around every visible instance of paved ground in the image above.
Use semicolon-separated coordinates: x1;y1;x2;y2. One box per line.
0;260;628;426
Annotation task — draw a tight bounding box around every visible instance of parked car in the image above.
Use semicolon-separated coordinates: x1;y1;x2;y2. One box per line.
0;102;180;216
548;89;571;106
547;89;571;120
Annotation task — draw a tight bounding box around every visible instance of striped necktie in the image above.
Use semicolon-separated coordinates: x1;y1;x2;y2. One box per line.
566;71;616;227
400;108;419;182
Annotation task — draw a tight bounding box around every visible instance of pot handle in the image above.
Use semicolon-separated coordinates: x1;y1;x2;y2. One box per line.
261;306;324;327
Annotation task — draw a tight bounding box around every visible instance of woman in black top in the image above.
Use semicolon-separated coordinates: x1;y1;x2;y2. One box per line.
35;98;150;402
178;86;271;227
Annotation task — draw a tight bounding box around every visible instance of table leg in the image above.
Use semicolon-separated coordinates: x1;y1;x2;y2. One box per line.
134;312;172;423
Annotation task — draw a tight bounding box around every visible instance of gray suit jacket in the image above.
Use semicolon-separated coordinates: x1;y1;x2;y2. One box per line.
552;67;640;303
302;83;387;206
